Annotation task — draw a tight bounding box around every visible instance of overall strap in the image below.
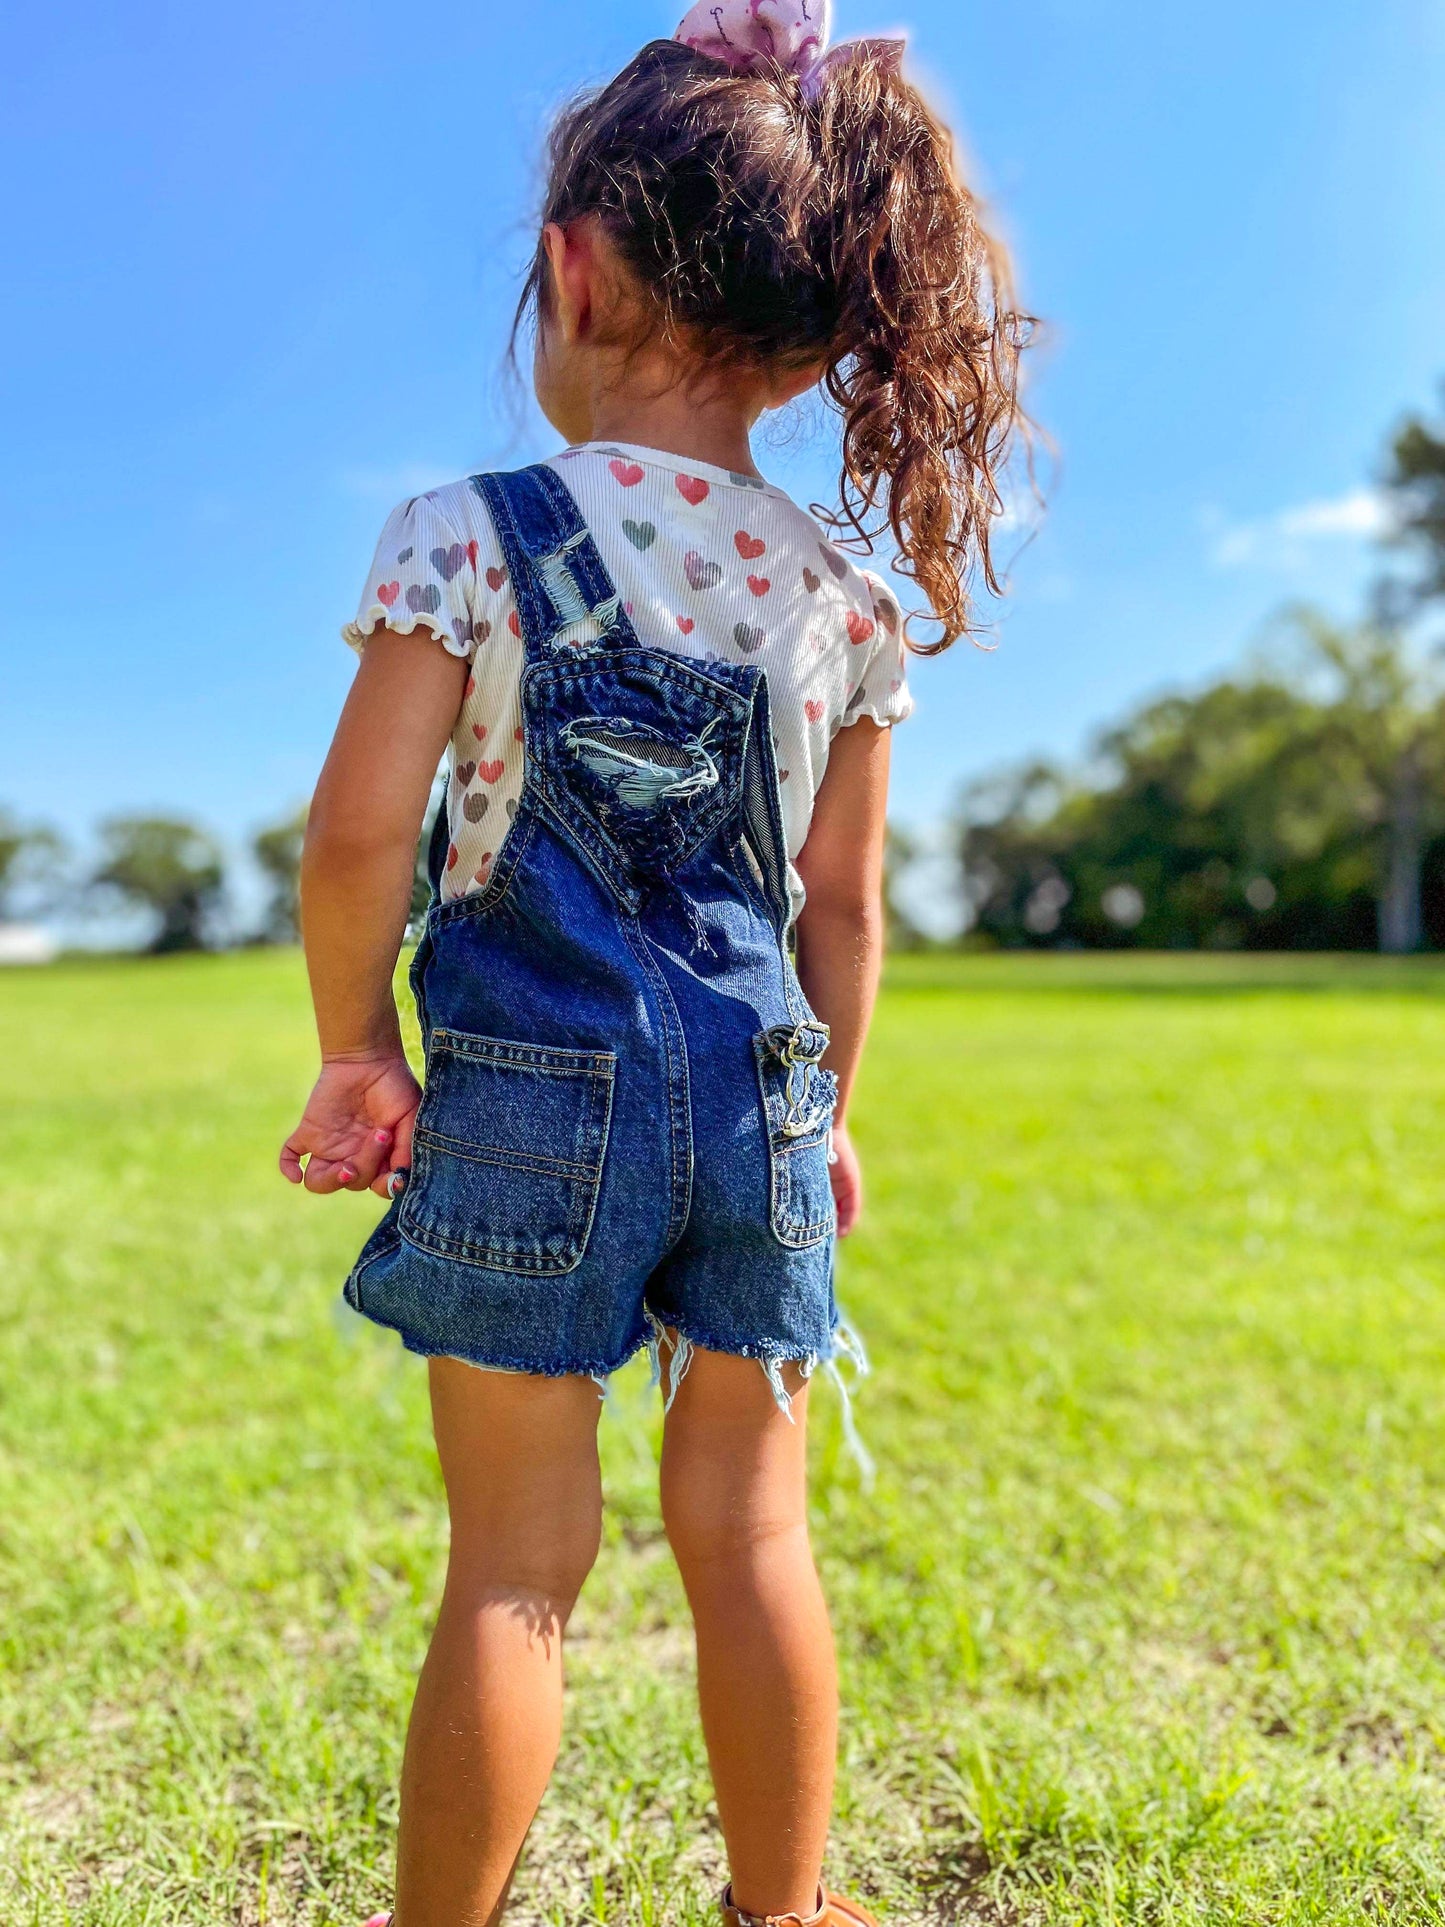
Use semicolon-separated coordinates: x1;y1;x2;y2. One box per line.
470;464;641;663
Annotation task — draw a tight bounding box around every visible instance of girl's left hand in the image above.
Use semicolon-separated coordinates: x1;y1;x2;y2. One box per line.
828;1120;864;1237
279;1053;422;1198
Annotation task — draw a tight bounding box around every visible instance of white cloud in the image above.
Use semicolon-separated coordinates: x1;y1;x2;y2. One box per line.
1209;488;1391;569
337;460;461;503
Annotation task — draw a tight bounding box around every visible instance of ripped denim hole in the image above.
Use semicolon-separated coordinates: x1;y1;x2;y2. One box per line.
761;1021;833;1138
562;715;722;811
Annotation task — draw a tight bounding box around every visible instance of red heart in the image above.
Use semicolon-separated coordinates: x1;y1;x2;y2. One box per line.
508;610;521;637
734;531;766;560
676;615;695;634
478;759;505;783
747;575;771;597
377;580;400;607
471;722;488;741
610;459;645;487
463;674;476;698
805;699;825;725
445;843;459;870
676;474;709;505
473;855;493;883
487;565;507;591
846;611;875;646
514;725;525;741
466;540;479;569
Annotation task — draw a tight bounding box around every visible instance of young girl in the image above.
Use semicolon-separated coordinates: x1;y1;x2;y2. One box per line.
280;4;1024;1922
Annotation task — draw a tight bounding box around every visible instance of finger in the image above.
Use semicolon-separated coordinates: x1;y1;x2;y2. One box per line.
342;1128;395;1193
303;1155;348;1195
279;1133;309;1185
371;1163;409;1201
391;1107;417;1169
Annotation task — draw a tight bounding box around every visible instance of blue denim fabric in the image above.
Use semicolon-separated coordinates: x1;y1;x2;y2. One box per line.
344;463;844;1386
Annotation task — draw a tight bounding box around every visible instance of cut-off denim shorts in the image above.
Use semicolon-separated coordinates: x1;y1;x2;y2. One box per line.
344;464;865;1421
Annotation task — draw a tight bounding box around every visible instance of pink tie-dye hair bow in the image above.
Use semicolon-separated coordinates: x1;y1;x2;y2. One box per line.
674;0;904;98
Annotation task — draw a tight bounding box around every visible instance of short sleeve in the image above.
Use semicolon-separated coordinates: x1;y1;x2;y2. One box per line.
843;571;915;728
342;491;481;660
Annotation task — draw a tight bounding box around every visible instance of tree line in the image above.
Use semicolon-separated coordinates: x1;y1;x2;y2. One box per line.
890;390;1445;954
5;393;1444;956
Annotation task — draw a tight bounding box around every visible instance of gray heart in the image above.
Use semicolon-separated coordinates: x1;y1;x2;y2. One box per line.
454;760;476;786
463;792;490;823
734;622;765;654
431;543;467;582
819;543;848;580
406;582;441;615
685;549;724;591
506;798;518;818
397;545;414;563
622;518;657;551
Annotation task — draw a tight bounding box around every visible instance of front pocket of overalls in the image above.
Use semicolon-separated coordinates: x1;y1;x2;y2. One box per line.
753;1033;838;1250
401;1030;616;1275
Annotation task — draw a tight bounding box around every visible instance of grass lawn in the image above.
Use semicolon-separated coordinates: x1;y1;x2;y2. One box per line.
3;948;1445;1925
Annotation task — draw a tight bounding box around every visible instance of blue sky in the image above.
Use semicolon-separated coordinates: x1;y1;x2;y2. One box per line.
4;0;1443;906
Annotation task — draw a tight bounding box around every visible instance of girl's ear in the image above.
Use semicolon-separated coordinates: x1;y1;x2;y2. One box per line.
541;221;596;345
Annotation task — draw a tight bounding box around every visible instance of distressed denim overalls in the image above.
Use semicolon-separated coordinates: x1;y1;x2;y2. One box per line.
345;464;863;1414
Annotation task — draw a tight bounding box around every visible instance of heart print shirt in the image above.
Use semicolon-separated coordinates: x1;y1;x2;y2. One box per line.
343;441;913;915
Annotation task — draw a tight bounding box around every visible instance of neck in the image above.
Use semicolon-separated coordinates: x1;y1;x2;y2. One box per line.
586;381;763;478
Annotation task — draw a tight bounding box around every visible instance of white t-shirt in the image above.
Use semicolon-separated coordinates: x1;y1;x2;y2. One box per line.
344;441;913;911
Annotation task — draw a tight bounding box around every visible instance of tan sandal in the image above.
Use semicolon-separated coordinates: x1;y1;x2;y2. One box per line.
720;1882;879;1927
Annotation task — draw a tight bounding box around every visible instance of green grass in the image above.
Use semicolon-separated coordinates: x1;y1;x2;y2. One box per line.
4;949;1445;1925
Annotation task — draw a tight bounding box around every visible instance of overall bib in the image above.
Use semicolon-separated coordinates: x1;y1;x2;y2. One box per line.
345;463;858;1406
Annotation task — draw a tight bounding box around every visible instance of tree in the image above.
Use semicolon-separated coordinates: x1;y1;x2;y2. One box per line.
92;816;225;953
958;615;1445;953
252;805;307;944
1384;390;1445;606
0;809;65;919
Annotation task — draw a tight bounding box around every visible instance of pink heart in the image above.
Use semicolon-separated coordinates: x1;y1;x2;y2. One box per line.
805;699;825;725
676;474;709;505
676;615;695;633
747;575;770;597
377;580;400;607
508;611;520;637
610;459;645;487
466;539;479;569
734;530;766;561
463;674;476;698
473;855;494;883
846;611;875;646
478;759;505;783
471;722;488;741
445;843;459;871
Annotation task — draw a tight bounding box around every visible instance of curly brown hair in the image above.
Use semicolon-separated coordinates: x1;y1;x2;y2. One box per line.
515;38;1033;652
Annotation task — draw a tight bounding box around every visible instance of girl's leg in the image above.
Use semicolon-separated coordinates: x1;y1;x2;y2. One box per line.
660;1346;836;1920
394;1357;604;1927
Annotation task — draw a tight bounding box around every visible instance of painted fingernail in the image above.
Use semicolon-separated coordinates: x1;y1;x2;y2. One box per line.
374;1129;392;1144
386;1170;408;1199
338;1166;355;1184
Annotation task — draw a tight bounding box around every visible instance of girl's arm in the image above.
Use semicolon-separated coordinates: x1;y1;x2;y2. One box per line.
792;717;891;1236
280;631;468;1197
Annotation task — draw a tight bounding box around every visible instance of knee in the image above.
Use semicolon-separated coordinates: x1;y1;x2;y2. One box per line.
447;1492;602;1612
660;1456;806;1581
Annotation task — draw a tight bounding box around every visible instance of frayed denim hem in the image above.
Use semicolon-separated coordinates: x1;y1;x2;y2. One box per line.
643;1309;874;1483
395;1325;652;1392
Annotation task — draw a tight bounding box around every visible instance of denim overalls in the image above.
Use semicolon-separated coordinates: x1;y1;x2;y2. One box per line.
345;463;862;1413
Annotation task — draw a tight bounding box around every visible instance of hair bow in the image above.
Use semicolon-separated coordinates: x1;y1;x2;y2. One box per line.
674;0;904;98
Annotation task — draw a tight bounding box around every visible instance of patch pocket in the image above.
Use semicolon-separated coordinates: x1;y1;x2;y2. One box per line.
753;1027;838;1250
401;1030;616;1275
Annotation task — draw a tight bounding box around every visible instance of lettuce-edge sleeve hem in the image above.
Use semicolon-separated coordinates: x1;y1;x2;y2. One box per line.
341;607;471;659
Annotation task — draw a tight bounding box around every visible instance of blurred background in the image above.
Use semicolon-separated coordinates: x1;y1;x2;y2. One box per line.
7;8;1445;1926
5;0;1444;958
